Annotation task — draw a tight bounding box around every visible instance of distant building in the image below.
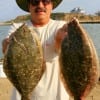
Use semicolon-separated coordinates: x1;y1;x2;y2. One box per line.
70;7;85;14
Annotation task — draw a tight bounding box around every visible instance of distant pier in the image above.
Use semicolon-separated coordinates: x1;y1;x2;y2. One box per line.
0;20;100;26
80;20;100;24
0;22;12;26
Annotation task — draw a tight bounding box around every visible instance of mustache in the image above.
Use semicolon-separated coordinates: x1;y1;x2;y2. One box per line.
35;7;46;13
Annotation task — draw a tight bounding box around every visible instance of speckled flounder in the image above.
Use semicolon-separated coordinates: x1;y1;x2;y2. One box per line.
3;24;44;100
59;18;99;100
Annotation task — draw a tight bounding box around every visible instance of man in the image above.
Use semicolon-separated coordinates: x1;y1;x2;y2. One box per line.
2;0;69;100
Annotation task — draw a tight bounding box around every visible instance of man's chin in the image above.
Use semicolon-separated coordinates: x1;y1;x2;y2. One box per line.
36;13;46;19
36;15;46;21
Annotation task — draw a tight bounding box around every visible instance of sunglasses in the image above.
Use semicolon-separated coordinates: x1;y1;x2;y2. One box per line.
29;0;51;6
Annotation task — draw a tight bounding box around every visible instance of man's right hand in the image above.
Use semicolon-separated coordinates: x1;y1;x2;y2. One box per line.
2;32;15;54
55;24;68;53
2;37;10;54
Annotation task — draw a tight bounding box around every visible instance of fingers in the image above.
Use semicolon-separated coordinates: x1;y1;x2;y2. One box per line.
2;37;10;54
9;32;15;41
55;24;68;52
62;23;68;32
57;24;68;41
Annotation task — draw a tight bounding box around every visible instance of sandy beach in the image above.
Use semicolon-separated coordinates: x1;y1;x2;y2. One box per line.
0;78;100;100
0;78;13;100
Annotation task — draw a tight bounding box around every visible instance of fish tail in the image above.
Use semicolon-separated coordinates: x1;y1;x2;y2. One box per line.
21;95;31;100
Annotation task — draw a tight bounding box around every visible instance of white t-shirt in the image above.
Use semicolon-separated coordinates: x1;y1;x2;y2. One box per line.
9;19;69;100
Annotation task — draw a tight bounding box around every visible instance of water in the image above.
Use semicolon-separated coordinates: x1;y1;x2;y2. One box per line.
82;24;100;58
0;24;100;58
0;25;11;58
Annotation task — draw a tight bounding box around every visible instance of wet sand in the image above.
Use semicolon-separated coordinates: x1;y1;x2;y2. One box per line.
0;78;100;100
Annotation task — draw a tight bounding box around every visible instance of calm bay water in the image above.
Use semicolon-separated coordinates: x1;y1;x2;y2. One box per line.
82;24;100;58
0;23;100;59
0;25;11;58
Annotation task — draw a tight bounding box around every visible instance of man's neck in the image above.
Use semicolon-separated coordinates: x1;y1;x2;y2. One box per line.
31;19;50;27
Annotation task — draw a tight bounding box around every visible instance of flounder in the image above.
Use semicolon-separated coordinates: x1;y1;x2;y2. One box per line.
59;18;99;100
3;24;44;100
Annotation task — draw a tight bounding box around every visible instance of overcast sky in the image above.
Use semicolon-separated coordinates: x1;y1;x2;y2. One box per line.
0;0;100;22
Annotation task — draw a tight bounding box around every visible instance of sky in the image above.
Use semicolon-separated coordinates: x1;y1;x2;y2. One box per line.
0;0;100;22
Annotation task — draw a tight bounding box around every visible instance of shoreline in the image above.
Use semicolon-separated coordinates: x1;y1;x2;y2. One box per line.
0;21;100;26
80;21;100;24
0;13;100;26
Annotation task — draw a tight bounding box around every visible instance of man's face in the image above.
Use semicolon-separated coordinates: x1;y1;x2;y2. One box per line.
28;0;53;23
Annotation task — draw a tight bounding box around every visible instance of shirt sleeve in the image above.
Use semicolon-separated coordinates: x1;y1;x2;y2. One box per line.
7;23;23;37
